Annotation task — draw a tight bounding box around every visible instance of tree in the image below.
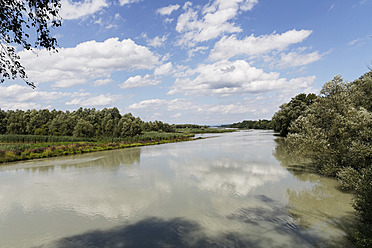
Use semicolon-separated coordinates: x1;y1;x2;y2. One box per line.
277;72;372;247
48;112;65;136
350;70;372;112
352;167;372;247
0;0;61;87
28;108;51;134
272;93;317;136
0;109;7;134
117;113;143;137
0;108;176;138
6;109;26;134
73;119;94;138
60;115;77;136
287;75;371;177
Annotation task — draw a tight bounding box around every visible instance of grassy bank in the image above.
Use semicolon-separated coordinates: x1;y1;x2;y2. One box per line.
0;132;194;163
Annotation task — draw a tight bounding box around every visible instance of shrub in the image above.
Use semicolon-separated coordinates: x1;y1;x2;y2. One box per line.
350;168;372;247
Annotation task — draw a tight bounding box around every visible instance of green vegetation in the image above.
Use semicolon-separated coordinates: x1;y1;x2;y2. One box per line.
0;107;176;138
272;71;372;247
174;124;235;134
271;93;317;136
0;109;236;163
174;124;209;129
176;127;234;134
0;132;194;163
0;108;207;163
223;119;273;130
0;134;94;143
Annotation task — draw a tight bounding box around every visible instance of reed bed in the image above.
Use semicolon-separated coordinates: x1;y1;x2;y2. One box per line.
0;132;194;163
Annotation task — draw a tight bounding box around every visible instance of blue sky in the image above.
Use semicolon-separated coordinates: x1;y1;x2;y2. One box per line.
2;0;371;124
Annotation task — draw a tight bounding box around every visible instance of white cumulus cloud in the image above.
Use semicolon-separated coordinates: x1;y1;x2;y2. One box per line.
94;79;114;86
168;60;316;97
157;4;180;15
277;51;322;67
66;94;121;107
147;35;168;47
60;0;109;20
20;38;160;88
154;62;173;76
176;0;258;47
119;0;141;6
128;99;193;111
0;84;68;110
188;46;209;58
209;29;313;60
119;74;160;89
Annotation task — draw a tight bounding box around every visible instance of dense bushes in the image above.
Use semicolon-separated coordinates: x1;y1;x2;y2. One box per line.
272;71;372;247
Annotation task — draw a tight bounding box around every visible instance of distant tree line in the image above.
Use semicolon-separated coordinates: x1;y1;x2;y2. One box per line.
272;71;372;247
0;107;175;138
174;124;209;129
223;119;272;130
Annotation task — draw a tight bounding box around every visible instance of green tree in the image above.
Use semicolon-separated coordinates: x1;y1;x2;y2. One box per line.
29;109;51;134
117;113;142;137
350;71;372;112
1;0;61;87
0;107;175;139
272;93;317;136
287;75;371;176
141;122;151;132
283;72;372;247
60;115;77;136
99;107;121;137
351;167;372;247
48;111;65;135
73;119;94;138
6;109;26;134
0;109;7;134
34;124;48;135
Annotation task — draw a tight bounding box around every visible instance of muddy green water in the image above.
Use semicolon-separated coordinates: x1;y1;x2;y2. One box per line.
0;130;354;248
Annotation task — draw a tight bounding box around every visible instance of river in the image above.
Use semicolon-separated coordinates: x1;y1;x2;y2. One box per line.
0;130;355;248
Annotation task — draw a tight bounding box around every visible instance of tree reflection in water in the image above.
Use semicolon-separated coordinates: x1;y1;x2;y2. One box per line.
0;131;358;248
19;147;142;174
274;138;356;247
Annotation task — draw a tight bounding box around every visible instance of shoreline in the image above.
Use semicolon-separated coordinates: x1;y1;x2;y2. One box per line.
0;137;195;164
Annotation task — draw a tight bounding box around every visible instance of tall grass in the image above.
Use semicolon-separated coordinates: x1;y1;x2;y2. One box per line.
0;143;34;151
96;132;194;143
0;132;195;163
0;133;193;144
0;134;93;143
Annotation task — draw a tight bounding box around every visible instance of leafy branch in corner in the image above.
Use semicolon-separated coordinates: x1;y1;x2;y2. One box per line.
0;0;62;87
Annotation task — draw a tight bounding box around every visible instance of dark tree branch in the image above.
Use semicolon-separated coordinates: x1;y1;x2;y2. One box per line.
0;0;61;87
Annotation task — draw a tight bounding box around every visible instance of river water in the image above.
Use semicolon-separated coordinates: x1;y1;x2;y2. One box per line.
0;130;354;248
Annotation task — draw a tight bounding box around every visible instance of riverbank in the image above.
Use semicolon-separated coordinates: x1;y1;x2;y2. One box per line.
0;135;195;163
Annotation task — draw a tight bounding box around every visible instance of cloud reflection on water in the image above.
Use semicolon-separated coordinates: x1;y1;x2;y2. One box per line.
0;131;356;248
170;158;287;197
